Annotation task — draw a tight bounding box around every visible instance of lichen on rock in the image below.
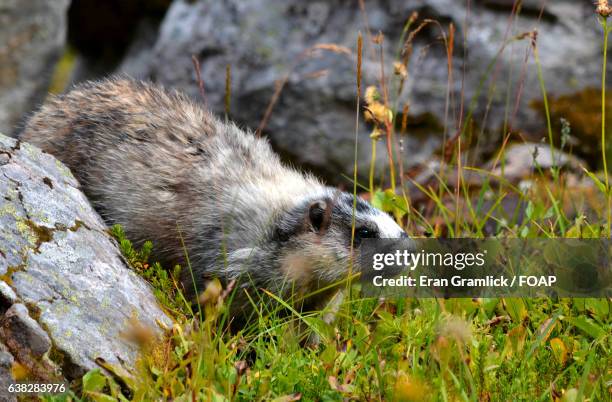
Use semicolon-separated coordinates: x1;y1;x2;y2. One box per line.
0;132;172;387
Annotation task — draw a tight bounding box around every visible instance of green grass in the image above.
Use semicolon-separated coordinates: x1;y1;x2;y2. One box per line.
42;6;612;402
46;277;610;401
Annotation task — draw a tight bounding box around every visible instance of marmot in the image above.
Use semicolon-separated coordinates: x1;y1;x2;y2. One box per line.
20;78;407;322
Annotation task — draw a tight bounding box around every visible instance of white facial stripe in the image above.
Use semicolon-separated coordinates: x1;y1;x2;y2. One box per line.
365;211;404;238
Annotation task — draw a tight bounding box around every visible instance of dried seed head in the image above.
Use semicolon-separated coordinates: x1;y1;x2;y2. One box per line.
372;32;384;45
364;86;380;105
363;85;392;127
597;0;612;17
312;43;351;55
364;103;393;125
393;61;408;79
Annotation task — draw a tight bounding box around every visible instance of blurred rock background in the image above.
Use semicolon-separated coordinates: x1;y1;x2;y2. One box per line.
0;0;70;135
0;0;605;184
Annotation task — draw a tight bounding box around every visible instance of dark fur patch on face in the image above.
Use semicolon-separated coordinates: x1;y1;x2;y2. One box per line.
355;198;373;213
271;197;334;244
341;193;372;213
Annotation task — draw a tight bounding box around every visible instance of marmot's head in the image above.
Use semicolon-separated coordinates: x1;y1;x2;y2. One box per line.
268;190;408;294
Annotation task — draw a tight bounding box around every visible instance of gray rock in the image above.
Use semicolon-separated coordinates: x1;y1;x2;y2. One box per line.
2;304;51;358
0;343;13;371
0;343;16;402
0;133;172;381
0;0;70;135
0;283;16;308
486;142;583;182
122;0;603;182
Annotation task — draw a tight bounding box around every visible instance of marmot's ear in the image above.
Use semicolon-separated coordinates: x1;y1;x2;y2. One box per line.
308;199;331;233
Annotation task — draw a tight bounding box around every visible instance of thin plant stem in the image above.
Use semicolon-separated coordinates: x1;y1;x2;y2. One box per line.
369;137;377;195
455;136;462;236
531;34;555;171
532;32;567;237
601;18;611;234
377;40;397;193
349;33;363;298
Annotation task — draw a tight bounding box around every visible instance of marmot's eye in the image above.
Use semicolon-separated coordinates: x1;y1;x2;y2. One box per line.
356;227;377;239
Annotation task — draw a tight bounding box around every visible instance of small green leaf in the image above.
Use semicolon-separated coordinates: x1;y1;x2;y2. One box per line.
584;298;610;320
582;167;607;194
82;369;107;393
564;316;606;339
372;190;394;212
503;298;527;323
